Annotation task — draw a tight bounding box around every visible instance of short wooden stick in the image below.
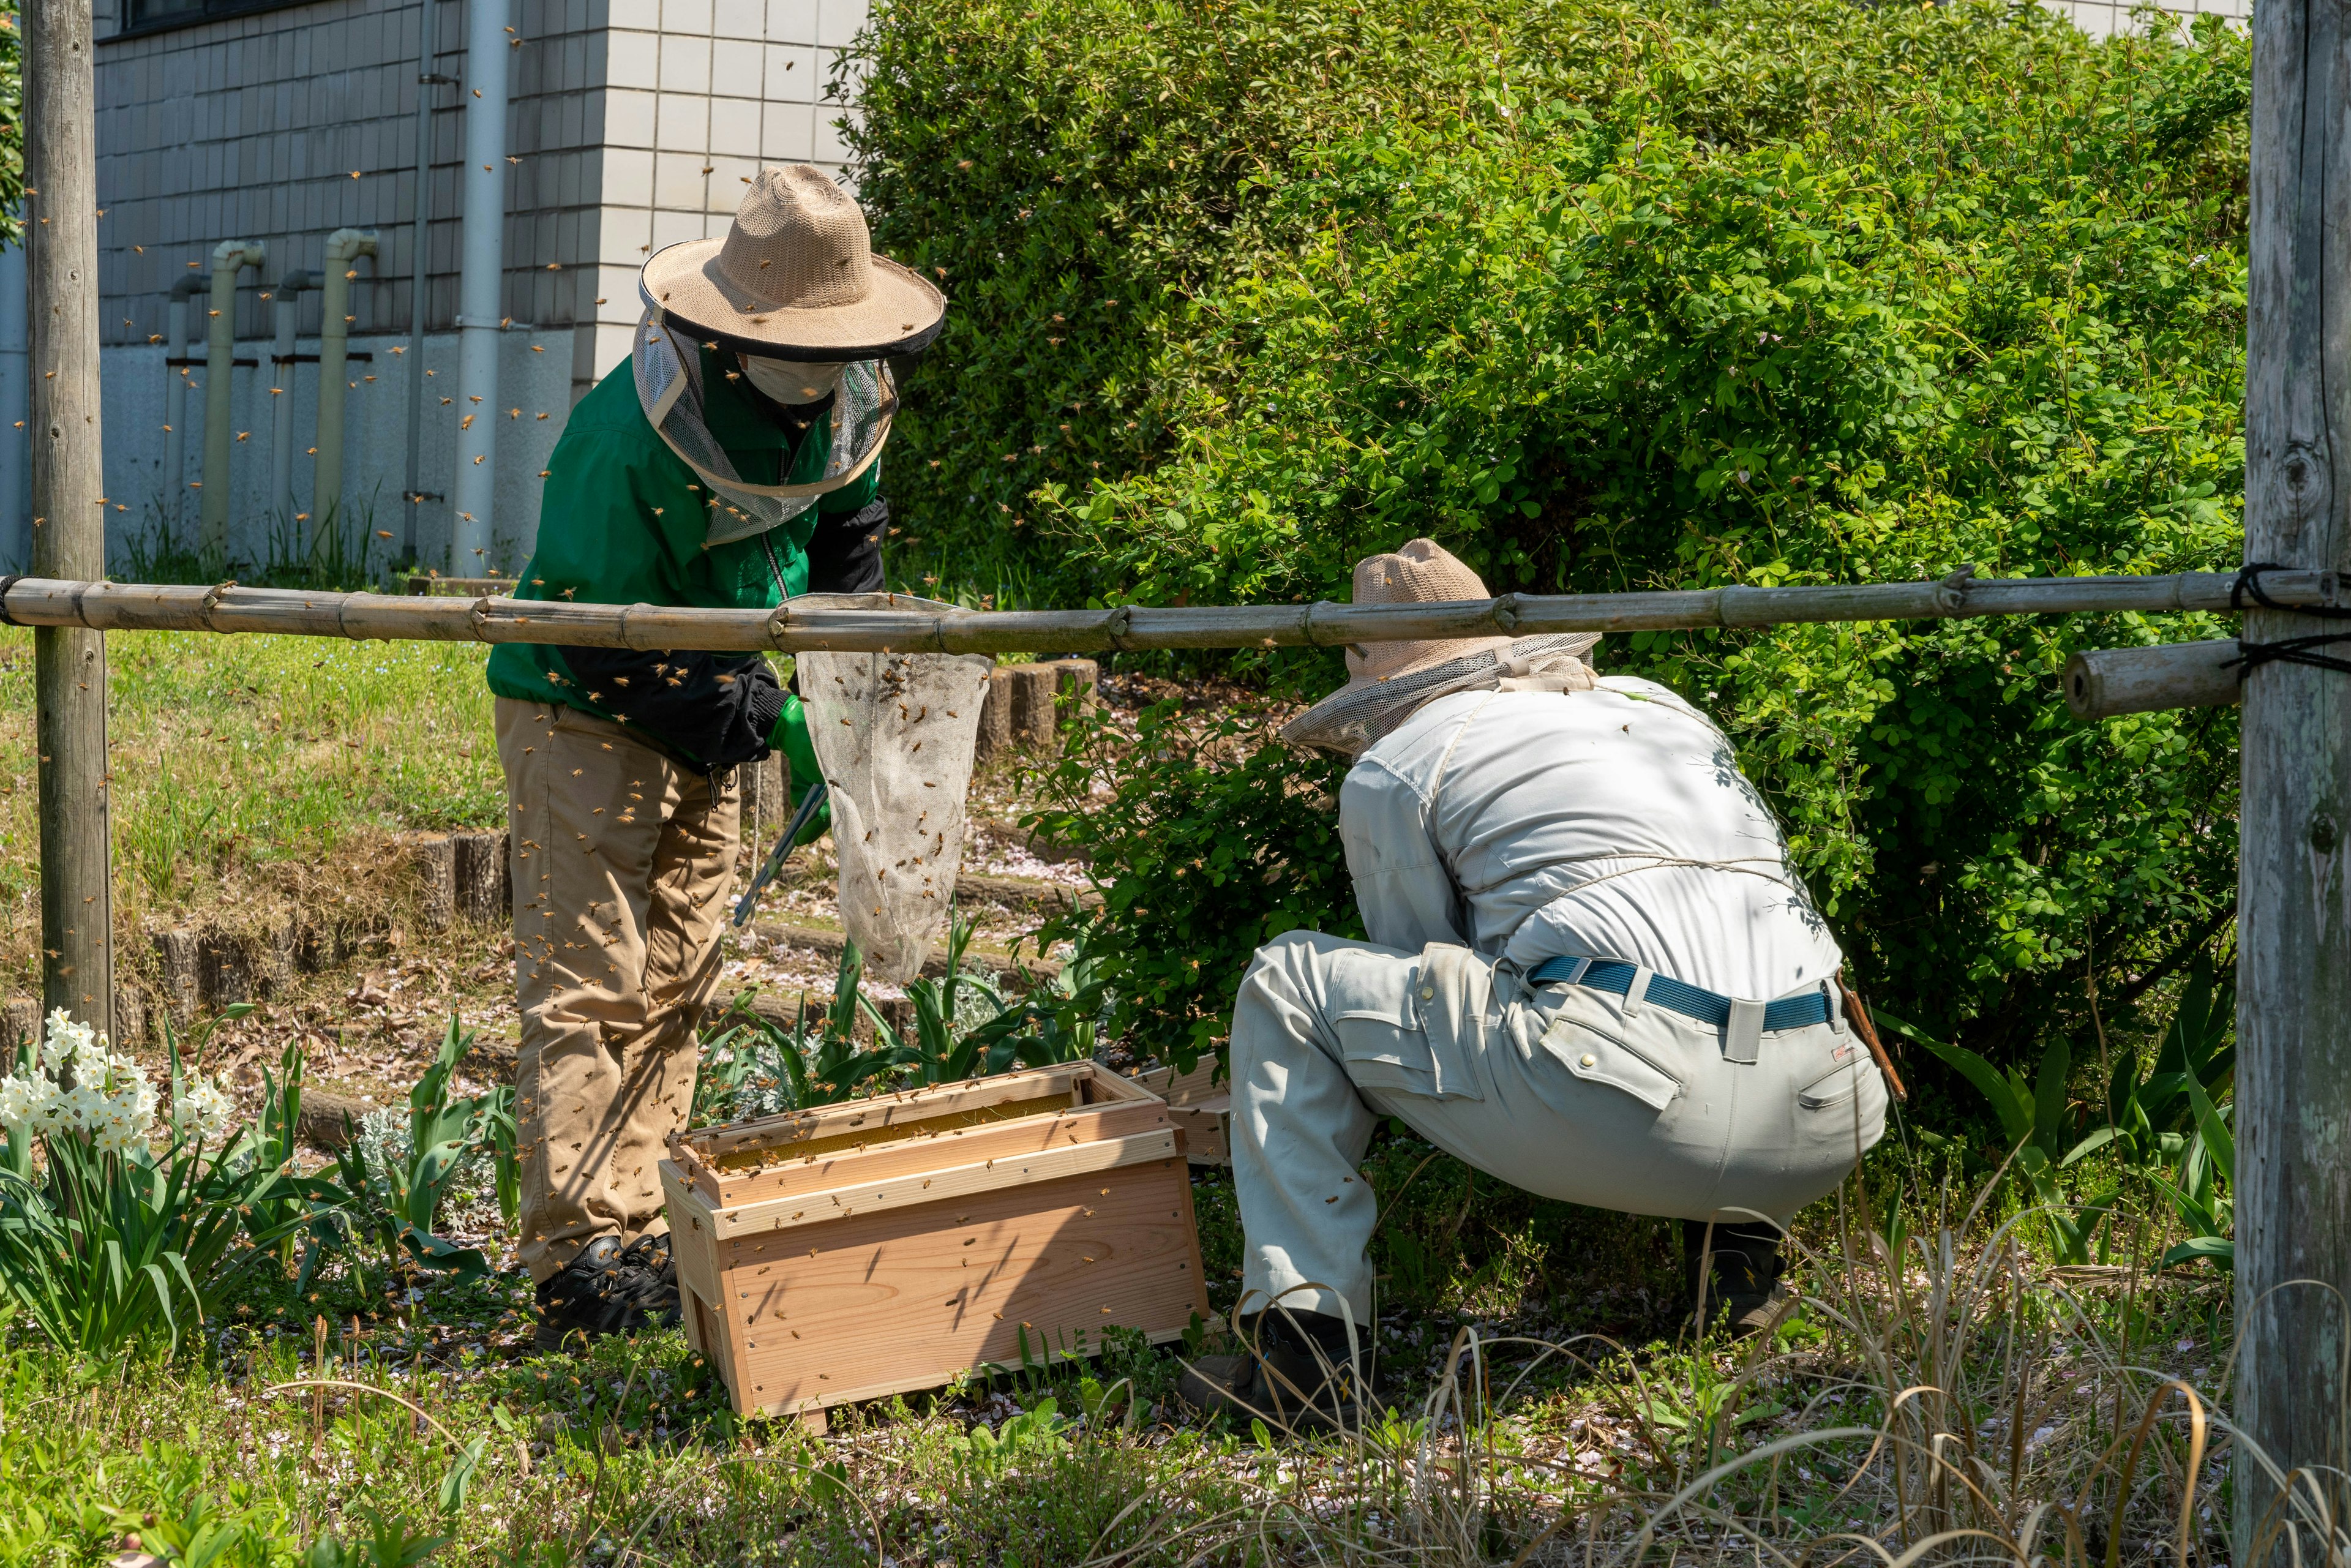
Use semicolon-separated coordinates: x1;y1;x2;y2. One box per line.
2063;641;2243;721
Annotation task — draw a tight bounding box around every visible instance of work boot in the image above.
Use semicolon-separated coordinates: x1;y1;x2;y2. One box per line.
533;1232;682;1352
1681;1220;1793;1340
1177;1310;1378;1435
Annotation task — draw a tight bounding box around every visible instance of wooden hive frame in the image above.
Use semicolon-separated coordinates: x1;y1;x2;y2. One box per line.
660;1062;1210;1425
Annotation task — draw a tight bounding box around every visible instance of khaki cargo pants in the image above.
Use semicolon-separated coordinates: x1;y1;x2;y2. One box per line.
1230;931;1889;1322
495;699;740;1283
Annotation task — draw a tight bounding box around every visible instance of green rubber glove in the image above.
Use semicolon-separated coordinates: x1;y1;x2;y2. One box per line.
767;692;831;845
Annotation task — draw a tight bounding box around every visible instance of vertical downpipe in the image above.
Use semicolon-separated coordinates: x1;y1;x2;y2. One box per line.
315;228;379;555
269;269;320;524
405;0;451;561
199;239;266;558
163;272;206;532
450;0;512;574
0;226;26;568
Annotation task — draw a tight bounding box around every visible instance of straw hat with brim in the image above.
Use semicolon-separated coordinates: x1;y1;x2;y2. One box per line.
1280;539;1602;756
640;163;948;361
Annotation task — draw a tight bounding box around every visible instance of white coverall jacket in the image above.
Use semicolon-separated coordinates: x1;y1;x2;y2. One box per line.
1229;677;1889;1322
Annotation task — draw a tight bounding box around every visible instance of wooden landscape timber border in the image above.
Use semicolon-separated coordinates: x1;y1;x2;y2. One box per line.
0;565;2331;655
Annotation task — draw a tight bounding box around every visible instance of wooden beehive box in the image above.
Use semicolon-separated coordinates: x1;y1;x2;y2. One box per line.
660;1062;1210;1425
1134;1060;1232;1167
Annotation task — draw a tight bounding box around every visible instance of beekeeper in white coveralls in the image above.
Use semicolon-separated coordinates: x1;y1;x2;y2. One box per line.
1182;539;1891;1430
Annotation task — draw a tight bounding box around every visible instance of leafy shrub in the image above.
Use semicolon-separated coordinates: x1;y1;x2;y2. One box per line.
860;0;2251;1071
1027;695;1357;1071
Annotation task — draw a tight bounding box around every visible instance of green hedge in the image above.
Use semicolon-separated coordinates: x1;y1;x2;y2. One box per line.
851;0;2249;1072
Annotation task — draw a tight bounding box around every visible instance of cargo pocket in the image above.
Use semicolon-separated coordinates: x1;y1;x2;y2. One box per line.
1537;1014;1681;1113
1798;1059;1869;1111
1332;1008;1451;1098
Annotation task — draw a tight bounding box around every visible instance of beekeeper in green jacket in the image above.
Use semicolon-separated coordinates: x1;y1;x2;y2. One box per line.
484;164;947;1349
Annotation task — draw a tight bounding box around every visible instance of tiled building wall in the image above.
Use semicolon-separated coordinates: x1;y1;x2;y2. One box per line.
2048;0;2244;37
93;0;664;354
83;0;863;569
577;0;867;380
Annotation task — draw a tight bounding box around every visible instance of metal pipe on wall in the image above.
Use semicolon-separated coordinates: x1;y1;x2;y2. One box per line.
450;0;512;574
0;227;27;569
163;272;206;532
200;239;266;557
405;0;454;560
315;229;379;551
268;269;322;522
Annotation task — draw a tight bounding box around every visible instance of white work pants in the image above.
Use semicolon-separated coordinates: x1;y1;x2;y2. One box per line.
1229;931;1888;1321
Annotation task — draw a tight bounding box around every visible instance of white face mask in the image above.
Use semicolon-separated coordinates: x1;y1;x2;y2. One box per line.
741;356;845;406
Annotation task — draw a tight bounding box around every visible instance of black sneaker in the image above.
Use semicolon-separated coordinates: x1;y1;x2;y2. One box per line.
1682;1220;1793;1340
1177;1311;1379;1435
533;1232;682;1352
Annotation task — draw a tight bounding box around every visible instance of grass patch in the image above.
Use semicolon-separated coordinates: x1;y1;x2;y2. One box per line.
0;628;502;994
0;1160;2240;1567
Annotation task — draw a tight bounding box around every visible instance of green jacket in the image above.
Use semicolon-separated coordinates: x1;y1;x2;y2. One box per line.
487;347;877;795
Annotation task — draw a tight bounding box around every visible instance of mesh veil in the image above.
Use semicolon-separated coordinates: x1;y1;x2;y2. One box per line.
1279;634;1603;757
793;595;992;984
631;309;895;548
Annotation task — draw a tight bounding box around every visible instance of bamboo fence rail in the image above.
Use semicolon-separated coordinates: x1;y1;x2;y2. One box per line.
0;567;2319;654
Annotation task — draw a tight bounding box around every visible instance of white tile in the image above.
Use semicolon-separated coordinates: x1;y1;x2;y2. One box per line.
708;95;761;156
603;86;658;146
658;37;710;93
762;101;814;162
711;0;762;39
706;154;760;211
812;0;863;47
651;207;708;250
655;91;710;148
604;28;661;88
601;144;654;205
591;319;638;378
654;149;711;207
661;0;712;32
812;107;853;166
711;41;763;97
764;42;818;101
765;0;817;43
604;0;659;30
597;214;654;265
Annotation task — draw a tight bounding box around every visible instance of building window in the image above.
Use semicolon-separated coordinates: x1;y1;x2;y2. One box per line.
119;0;309;36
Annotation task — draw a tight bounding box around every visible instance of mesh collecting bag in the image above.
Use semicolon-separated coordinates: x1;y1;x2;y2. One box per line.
795;595;992;984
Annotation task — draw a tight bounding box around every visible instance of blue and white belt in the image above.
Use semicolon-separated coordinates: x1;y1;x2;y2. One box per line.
1525;954;1834;1064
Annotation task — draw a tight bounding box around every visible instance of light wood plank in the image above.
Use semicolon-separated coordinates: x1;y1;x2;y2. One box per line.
681;1064;1093;1164
707;1128;1180;1239
699;1098;1171;1208
719;1158;1205;1415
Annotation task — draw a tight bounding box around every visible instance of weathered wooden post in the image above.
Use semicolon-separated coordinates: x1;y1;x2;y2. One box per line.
2238;0;2351;1546
23;0;114;1038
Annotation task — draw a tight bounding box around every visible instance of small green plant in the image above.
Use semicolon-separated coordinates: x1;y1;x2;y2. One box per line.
951;1398;1071;1477
1881;1015;2115;1264
2151;1073;2236;1272
302;1507;452;1568
108;1442;299;1568
695;920;1104;1125
2064;955;2236;1182
326;1016;510;1282
0;1007;332;1355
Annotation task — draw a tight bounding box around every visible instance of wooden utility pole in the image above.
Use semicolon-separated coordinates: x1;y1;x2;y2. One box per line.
23;0;113;1040
2238;0;2351;1547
